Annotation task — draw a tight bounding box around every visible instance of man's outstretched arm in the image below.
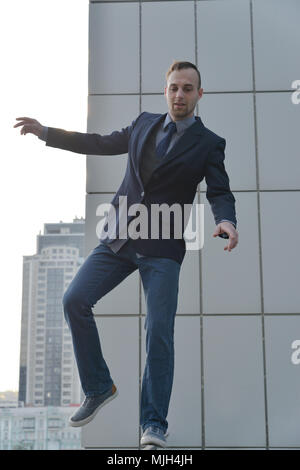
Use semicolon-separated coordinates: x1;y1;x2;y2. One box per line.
14;116;138;156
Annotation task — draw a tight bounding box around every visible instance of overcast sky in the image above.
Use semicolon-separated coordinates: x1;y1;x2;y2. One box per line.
0;0;88;391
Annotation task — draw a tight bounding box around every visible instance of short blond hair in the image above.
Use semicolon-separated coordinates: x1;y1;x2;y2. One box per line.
166;61;201;90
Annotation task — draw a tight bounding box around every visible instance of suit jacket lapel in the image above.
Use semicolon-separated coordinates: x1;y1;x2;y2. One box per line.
155;116;206;170
134;113;166;176
134;114;206;186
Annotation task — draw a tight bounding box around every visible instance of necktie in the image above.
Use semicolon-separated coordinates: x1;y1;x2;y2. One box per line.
156;121;177;159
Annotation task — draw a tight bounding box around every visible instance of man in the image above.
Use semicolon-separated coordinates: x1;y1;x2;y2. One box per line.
14;61;238;449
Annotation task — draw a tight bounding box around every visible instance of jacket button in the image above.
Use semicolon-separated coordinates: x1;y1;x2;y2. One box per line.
141;191;144;197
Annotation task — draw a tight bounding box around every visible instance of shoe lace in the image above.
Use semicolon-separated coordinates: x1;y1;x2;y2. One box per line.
150;425;167;437
81;397;90;407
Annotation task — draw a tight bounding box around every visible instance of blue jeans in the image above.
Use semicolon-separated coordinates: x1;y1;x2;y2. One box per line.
62;238;181;434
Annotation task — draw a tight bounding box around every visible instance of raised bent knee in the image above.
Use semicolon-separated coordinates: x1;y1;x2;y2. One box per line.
62;288;74;311
62;287;85;319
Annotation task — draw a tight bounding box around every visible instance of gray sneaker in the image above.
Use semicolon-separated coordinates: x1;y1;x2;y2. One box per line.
140;425;168;448
69;384;118;427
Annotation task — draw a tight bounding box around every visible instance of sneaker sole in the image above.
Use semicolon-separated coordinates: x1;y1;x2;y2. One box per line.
141;444;164;450
140;435;167;448
69;389;119;427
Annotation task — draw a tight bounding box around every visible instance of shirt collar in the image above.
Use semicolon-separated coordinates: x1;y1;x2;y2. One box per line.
163;112;196;135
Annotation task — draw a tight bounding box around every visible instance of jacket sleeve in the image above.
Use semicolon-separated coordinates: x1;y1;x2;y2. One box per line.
204;138;237;231
45;117;139;156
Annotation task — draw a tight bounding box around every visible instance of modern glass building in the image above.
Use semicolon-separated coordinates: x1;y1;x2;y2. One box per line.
18;218;85;407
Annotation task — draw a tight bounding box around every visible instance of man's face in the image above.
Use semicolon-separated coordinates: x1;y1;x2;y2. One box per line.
164;68;203;121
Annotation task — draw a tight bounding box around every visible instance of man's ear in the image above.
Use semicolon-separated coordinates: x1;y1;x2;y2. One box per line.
198;88;204;100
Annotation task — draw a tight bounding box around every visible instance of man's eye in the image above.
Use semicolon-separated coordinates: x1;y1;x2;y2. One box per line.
170;87;193;92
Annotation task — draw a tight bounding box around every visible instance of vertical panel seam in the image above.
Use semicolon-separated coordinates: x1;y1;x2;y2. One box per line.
138;0;142;448
194;0;205;451
250;0;269;449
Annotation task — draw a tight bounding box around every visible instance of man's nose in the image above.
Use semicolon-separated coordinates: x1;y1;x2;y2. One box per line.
175;88;185;98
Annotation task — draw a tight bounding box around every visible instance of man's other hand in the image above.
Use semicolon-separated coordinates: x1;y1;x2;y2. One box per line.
213;221;239;252
14;117;43;138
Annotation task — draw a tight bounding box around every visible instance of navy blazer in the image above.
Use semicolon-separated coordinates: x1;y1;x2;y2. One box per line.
46;111;237;264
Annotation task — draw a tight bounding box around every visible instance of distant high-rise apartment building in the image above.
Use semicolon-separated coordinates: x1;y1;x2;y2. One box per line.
18;218;85;407
0;405;81;450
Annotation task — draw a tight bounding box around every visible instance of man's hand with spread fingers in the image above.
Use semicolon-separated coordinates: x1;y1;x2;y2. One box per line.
14;117;43;138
